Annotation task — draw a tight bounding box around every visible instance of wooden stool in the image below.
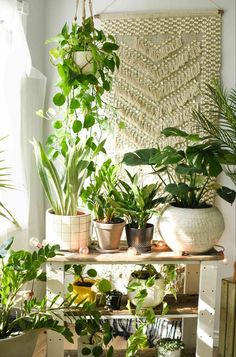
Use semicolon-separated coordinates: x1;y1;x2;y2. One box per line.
218;262;236;356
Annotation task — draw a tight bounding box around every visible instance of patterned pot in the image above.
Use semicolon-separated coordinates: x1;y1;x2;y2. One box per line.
46;208;91;251
77;336;102;357
156;347;182;357
158;204;225;254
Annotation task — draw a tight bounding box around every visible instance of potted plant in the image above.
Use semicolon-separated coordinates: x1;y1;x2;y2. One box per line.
110;171;166;253
0;237;74;357
122;128;236;253
81;159;125;252
127;264;165;308
105;290;123;310
193;79;236;184
156;338;184;357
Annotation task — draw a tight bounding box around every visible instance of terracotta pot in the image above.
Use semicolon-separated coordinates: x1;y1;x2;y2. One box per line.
0;330;39;357
127;276;165;308
94;220;125;251
158;204;225;254
72;278;96;304
126;223;154;253
46;208;91;251
73;51;94;74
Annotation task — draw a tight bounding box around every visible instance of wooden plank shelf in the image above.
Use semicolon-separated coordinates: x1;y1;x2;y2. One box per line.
65;294;198;319
49;246;224;264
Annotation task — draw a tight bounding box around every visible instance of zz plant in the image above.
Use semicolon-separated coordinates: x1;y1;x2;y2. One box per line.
0;237;73;341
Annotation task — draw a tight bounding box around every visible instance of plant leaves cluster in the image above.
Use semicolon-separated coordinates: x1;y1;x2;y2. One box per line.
122;128;236;208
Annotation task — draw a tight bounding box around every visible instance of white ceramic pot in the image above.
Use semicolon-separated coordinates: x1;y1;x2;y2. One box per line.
73;51;94;74
94;220;125;251
127;276;165;308
46;208;91;251
0;330;38;357
158;204;225;254
156;347;181;357
77;336;102;357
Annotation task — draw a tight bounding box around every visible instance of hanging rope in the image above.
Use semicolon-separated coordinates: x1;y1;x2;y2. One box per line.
74;0;79;21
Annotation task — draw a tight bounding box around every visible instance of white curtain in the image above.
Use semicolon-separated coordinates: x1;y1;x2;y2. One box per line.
0;0;46;249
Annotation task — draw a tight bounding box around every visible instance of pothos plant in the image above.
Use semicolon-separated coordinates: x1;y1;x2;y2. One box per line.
46;16;120;130
0;237;73;342
66;264;113;357
126;264;177;357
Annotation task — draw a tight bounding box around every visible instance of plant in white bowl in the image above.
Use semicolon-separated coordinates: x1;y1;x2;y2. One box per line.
156;338;184;357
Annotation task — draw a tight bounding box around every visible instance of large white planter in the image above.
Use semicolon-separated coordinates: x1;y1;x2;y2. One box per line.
0;330;38;357
46;208;91;251
73;51;94;74
158;205;225;254
127;276;165;308
156;347;181;357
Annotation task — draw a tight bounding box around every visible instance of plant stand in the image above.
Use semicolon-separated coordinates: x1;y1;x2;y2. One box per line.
46;249;223;356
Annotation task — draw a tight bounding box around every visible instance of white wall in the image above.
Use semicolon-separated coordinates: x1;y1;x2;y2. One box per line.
29;0;236;338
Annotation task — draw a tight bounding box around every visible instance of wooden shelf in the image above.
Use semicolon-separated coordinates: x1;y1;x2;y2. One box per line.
65;294;198;319
49;246;224;264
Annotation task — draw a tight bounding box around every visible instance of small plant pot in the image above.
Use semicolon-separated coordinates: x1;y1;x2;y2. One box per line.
105;290;122;310
72;278;96;304
126;223;154;253
94;220;125;251
156;347;182;357
0;330;39;357
73;51;94;74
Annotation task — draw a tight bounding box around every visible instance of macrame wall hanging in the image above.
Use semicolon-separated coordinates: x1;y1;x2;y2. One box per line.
99;10;222;161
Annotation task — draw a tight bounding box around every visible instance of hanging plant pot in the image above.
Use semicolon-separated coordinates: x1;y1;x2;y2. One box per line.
125;223;154;253
94;219;125;251
158;204;225;254
46;208;91;251
73;51;94;74
0;330;39;357
72;278;96;305
105;290;122;310
127;274;165;308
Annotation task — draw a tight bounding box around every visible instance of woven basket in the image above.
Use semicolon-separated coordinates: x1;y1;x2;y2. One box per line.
158;205;225;254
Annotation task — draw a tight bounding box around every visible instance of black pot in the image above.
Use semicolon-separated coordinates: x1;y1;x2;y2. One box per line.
105;290;122;310
125;223;154;253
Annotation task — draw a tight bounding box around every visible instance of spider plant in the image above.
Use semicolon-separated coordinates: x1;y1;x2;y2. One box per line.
193;79;236;184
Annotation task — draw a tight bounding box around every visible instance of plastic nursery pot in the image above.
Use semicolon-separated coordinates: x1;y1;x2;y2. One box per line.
125;223;154;253
105;290;122;310
94;219;125;251
72;278;96;304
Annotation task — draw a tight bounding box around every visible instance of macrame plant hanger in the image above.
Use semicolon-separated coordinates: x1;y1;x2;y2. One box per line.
74;0;94;28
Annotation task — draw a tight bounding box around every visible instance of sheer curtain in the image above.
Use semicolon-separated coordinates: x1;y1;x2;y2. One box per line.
0;0;46;249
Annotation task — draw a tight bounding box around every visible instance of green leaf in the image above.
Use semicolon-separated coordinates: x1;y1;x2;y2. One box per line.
72;120;82;133
0;237;14;258
53;93;66;106
87;269;97;278
162;127;189;138
86;74;98;85
217;186;236;204
122;148;158;166
103;81;110;91
70;98;80;109
53;120;63;129
82;347;91;355
84;114;95;129
98;278;112;293
92;346;103;357
102;42;119;52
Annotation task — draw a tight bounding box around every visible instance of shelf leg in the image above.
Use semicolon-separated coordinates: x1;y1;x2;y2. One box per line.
46;261;65;357
196;261;218;357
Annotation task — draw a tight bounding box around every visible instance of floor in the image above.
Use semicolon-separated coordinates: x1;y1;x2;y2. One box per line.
33;330;219;356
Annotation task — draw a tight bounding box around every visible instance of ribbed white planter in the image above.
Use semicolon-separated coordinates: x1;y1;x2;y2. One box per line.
0;330;38;357
158;205;225;254
127;277;165;308
73;51;94;74
46;208;91;251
